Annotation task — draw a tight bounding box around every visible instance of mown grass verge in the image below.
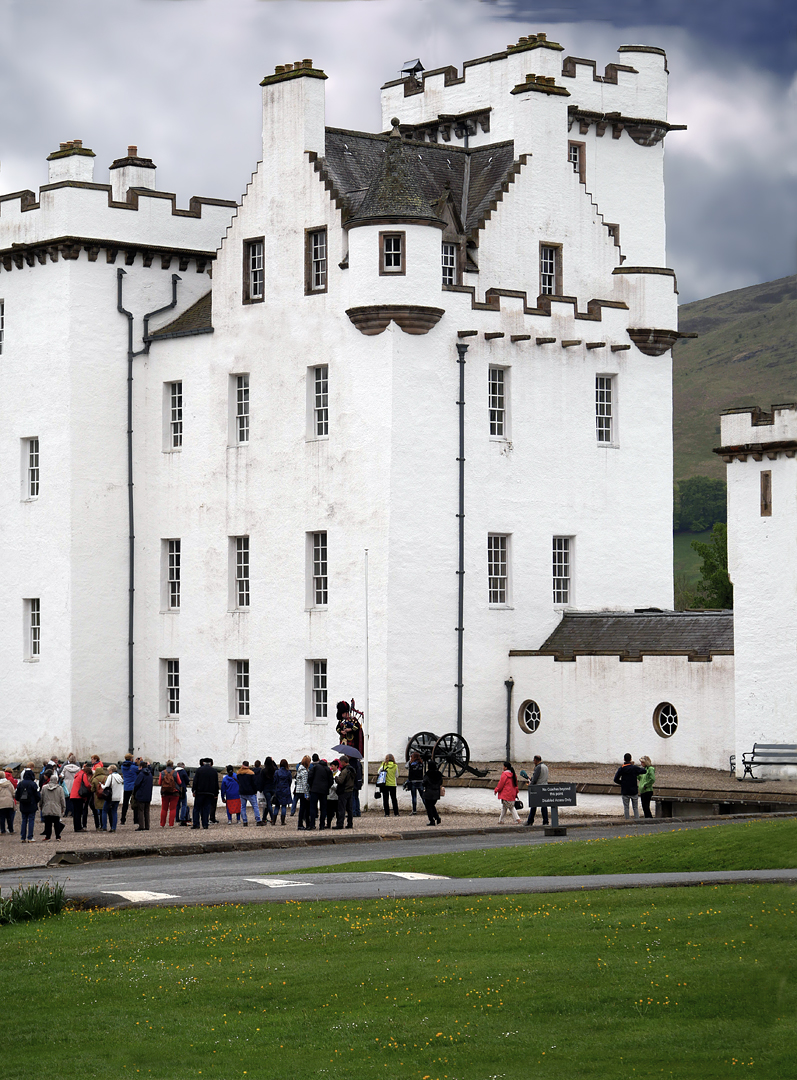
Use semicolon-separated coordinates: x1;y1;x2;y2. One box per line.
301;818;797;878
1;885;794;1079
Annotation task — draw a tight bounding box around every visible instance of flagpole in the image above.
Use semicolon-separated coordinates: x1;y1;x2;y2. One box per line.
363;548;370;812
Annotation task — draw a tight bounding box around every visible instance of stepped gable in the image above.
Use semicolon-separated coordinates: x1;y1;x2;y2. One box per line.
322;126;517;233
149;291;212;340
514;610;734;660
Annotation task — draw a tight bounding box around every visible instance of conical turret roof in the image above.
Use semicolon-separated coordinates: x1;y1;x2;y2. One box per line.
347;118;443;227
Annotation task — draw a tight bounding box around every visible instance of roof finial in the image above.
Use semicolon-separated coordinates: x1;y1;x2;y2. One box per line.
390;117;402;139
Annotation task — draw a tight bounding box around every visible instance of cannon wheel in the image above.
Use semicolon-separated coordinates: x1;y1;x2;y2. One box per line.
433;732;470;779
405;731;439;762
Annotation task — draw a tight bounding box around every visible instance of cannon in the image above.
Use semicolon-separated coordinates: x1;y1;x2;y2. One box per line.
405;730;489;780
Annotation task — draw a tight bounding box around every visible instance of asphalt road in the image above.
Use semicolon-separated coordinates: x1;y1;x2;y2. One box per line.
2;816;795;907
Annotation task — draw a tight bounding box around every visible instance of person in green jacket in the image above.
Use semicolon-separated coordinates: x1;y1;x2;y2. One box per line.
639;756;655;818
379;753;399;817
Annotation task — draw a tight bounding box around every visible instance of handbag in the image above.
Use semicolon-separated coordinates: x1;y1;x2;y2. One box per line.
373;788;381;799
78;779;92;799
376;768;387;786
514;800;523;810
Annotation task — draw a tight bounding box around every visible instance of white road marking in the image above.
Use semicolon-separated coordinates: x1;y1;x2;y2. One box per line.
368;872;450;881
245;877;310;889
101;890;180;902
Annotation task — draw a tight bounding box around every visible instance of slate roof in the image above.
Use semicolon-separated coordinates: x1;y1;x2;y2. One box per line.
149;291;212;340
511;610;734;659
323;128;519;233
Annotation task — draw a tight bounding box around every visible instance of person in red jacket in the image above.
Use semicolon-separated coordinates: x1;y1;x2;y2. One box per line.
494;761;520;824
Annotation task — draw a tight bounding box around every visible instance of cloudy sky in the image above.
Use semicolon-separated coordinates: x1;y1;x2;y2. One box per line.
0;0;794;303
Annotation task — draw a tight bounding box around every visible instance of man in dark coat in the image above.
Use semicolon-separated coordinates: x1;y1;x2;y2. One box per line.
192;758;220;830
307;757;333;830
133;762;153;831
613;753;646;820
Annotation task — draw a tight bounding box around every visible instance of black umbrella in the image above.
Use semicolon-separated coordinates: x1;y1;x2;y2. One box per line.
331;743;363;759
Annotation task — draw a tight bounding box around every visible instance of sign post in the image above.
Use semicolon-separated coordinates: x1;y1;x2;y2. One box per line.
527;783;577;836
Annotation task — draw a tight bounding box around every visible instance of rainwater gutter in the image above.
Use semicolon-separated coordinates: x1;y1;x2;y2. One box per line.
117;269;180;752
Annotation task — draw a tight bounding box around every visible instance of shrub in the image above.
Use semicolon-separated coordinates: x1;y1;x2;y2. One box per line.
0;882;67;926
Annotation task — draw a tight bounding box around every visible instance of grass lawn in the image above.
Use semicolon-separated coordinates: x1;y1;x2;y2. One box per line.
301;818;797;878
2;885;795;1079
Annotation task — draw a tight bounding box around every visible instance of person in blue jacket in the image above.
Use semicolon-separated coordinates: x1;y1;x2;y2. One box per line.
221;766;241;824
120;753;139;826
15;769;40;843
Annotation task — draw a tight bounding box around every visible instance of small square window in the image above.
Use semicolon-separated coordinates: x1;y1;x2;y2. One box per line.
380;231;405;275
243;237;265;303
553;537;572;605
539;244;562;297
442;242;457;286
568;141;585;183
488;534;509;606
306;227;328;293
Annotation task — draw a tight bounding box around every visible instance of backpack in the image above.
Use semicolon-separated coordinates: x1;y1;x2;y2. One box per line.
78;776;92;799
17;783;31;802
160;769;178;795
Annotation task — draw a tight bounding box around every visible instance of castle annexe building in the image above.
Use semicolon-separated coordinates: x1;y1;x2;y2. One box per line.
4;33;755;771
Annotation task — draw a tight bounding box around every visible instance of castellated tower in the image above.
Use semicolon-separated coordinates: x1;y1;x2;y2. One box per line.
2;35;699;768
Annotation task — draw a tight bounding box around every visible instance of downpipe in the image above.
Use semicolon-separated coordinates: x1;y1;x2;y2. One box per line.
504;678;514;762
455;342;468;736
117;269;180;753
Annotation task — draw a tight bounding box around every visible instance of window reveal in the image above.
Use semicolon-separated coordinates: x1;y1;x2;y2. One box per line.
235;536;250;608
313;531;328;606
552;537;570;604
168;539;181;610
596;376;613;443
488;535;508;605
236;375;250;443
169;382;183;449
489;368;505;437
314;365;329;437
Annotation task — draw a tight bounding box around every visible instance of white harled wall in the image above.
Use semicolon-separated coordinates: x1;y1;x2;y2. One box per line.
724;406;797;774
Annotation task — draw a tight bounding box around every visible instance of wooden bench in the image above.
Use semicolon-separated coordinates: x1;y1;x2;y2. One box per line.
740;743;797;780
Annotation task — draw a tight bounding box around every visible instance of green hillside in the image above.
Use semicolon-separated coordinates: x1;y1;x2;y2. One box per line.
672;274;796;480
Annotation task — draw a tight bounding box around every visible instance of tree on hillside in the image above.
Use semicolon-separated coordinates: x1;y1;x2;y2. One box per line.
691;523;733;609
674;476;727;532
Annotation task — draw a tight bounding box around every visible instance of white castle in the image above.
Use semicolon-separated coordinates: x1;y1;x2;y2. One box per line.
1;33;793;772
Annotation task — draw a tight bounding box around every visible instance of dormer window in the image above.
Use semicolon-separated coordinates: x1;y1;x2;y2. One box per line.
380;232;405;275
442;242;457;286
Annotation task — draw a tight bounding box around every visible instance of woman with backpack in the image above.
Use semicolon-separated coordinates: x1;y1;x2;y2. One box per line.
15;769;40;842
378;753;400;817
158;761;181;827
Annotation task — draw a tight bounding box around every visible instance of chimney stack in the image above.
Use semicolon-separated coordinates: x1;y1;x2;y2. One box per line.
46;140;96;184
109;146;157;202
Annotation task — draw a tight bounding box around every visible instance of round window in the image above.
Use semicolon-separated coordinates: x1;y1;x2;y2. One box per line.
518;699;541;734
653;702;678;738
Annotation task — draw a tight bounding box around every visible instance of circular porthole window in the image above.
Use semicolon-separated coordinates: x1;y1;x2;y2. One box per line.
518;699;541;734
653;702;678;738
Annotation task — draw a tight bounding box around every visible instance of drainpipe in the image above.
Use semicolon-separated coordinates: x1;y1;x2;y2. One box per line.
504;678;514;763
455;342;468;735
117;269;180;753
